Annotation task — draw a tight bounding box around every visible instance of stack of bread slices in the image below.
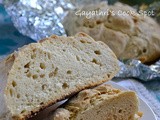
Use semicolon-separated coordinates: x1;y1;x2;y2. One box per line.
0;33;141;120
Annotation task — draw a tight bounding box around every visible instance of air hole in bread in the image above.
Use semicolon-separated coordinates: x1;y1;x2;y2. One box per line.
91;58;98;64
78;32;87;37
91;58;102;66
123;110;126;113
24;62;30;68
62;83;69;89
94;50;101;55
143;48;147;53
49;68;58;78
119;109;122;113
26;72;32;78
80;39;91;44
40;63;46;69
12;81;17;87
31;54;36;59
133;18;138;23
54;67;58;76
32;74;38;79
33;49;36;52
21;110;26;114
42;84;47;90
96;110;100;115
96;20;102;24
67;70;72;74
76;56;80;61
17;94;20;98
10;89;13;97
40;74;45;78
80;40;86;43
84;97;89;100
25;69;29;73
107;74;110;78
49;71;54;78
89;24;94;28
40;102;44;105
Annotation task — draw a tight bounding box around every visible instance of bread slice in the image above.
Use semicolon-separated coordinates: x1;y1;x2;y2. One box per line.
0;33;119;120
50;84;142;120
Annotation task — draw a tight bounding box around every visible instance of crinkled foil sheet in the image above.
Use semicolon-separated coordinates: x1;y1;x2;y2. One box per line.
3;0;74;40
3;0;160;81
3;0;104;40
117;60;160;81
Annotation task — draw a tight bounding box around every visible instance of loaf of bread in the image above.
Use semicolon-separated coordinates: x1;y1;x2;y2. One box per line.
50;84;142;120
63;2;160;63
0;33;119;120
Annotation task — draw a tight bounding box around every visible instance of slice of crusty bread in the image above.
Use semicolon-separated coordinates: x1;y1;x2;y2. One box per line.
50;84;142;120
0;33;119;120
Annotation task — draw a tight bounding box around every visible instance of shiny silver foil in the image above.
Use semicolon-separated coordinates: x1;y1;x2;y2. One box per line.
3;0;160;81
3;0;105;41
116;60;160;81
3;0;74;40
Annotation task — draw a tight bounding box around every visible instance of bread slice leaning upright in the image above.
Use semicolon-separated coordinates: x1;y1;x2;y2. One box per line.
0;32;119;120
50;84;142;120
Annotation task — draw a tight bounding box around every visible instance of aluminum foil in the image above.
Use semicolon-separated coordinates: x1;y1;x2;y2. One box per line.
3;0;160;81
3;0;105;41
3;0;74;40
116;60;160;81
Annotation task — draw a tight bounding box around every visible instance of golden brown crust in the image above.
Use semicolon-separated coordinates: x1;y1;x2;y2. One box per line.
63;2;160;63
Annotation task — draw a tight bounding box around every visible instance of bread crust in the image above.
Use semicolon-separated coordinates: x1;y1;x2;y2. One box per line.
0;54;16;120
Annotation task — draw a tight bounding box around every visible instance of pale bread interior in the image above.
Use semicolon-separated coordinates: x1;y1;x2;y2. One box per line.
3;33;119;119
51;84;140;120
